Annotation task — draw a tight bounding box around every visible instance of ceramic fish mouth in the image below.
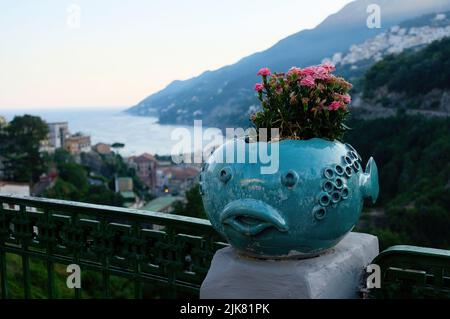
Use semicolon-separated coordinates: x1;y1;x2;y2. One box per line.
220;199;288;236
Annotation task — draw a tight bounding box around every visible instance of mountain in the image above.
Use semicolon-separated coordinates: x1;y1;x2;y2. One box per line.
127;0;450;128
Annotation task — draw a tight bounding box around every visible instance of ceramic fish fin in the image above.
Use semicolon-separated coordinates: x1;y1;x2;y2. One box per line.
359;157;379;204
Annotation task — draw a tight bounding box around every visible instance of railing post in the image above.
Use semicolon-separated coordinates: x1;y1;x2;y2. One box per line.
19;205;31;299
0;201;8;299
133;223;143;299
45;209;56;298
0;251;7;298
72;213;81;300
46;259;55;299
101;218;111;299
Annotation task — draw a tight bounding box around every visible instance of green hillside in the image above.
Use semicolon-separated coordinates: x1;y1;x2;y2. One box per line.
347;114;450;250
363;37;450;98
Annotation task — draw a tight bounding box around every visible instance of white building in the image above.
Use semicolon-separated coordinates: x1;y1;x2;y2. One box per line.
47;122;69;149
323;18;450;68
0;182;30;196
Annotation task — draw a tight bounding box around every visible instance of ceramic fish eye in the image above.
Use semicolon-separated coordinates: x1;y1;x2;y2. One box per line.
281;170;299;188
219;167;232;183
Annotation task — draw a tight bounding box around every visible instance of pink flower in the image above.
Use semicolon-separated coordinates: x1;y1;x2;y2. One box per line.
257;67;271;77
342;94;351;104
254;83;264;91
300;67;315;76
313;66;331;80
328;101;343;111
300;75;315;88
288;67;302;75
334;93;352;104
276;86;283;95
322;62;336;72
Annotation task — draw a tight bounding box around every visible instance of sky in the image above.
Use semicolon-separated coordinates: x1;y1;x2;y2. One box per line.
0;0;353;110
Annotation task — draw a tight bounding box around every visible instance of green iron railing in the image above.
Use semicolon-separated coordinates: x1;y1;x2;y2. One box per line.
2;195;450;299
369;245;450;299
0;195;227;299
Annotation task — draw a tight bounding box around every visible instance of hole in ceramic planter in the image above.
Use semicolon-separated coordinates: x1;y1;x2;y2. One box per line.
345;166;353;178
334;164;344;176
219;167;232;183
353;161;361;172
323;181;334;193
344;156;353;165
350;151;359;160
341;187;349;199
331;191;341;203
319;193;331;207
313;206;327;221
323;168;334;179
334;177;343;189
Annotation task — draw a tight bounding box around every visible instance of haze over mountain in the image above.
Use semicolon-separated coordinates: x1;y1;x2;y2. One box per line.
127;0;450;128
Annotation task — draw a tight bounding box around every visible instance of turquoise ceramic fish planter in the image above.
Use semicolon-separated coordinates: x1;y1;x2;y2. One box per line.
200;138;379;259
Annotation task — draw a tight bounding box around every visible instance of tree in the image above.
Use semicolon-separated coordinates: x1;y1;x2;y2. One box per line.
173;184;207;219
111;142;125;155
53;148;73;165
57;163;89;194
2;115;49;183
84;185;124;207
44;179;80;201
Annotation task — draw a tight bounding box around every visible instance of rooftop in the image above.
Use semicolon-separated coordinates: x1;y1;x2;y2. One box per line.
0;181;30;187
142;195;183;212
129;153;156;162
162;166;199;180
120;191;136;199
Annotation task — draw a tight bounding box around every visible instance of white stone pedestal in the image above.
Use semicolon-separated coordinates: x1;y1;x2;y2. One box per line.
200;232;378;299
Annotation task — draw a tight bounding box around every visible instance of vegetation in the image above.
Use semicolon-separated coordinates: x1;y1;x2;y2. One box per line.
347;114;450;250
0;115;49;183
5;253;176;299
173;184;207;219
363;37;450;98
251;65;352;141
43;150;120;206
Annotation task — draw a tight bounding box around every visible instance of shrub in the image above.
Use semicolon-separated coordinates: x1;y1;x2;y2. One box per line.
251;64;352;141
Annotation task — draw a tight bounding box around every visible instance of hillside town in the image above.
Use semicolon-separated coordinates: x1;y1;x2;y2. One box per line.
0;117;200;214
324;13;450;67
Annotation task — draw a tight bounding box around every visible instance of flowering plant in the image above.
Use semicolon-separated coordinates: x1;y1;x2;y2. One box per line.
251;64;352;141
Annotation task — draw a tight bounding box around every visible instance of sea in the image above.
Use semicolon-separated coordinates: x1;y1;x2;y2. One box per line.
1;107;211;157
